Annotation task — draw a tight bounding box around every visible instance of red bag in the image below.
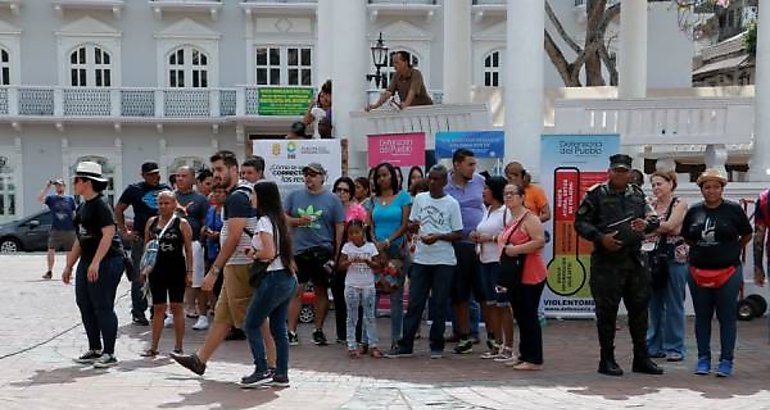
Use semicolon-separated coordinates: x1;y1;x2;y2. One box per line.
689;266;736;288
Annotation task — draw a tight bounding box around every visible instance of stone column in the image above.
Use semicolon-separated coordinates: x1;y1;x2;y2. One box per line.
331;0;368;173
442;0;471;104
750;12;770;180
505;0;545;178
316;0;334;86
619;0;649;170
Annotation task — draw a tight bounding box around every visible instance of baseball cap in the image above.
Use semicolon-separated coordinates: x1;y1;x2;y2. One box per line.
302;162;327;175
609;154;632;170
141;162;160;174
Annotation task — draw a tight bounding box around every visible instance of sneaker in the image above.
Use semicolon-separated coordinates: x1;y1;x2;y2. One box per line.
42;271;52;280
93;354;118;368
164;315;174;328
666;352;684;362
288;331;299;346
239;369;273;388
480;350;499;359
170;352;207;376
716;359;733;377
192;315;209;331
694;356;711;375
486;339;501;352
270;374;290;388
132;315;149;326
384;346;413;358
430;350;443;359
494;348;516;364
312;329;328;346
453;338;473;354
73;349;102;364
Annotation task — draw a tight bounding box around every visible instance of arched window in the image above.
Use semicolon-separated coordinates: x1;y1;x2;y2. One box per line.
70;156;116;206
0;155;16;219
168;47;209;88
380;50;420;90
70;45;112;87
0;49;9;86
483;50;502;87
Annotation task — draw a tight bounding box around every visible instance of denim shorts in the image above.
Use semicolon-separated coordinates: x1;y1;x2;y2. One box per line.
479;262;510;307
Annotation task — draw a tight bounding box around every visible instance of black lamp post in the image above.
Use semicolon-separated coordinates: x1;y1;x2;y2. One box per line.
366;32;389;88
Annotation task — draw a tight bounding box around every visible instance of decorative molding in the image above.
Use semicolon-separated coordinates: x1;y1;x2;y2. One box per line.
150;0;222;22
53;1;124;19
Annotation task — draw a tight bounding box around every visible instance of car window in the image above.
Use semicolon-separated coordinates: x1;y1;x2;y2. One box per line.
27;212;52;226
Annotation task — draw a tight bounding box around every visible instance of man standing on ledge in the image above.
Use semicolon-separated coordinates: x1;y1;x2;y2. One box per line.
574;154;663;377
366;51;433;111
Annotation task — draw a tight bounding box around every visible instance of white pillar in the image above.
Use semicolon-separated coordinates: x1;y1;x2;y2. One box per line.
316;0;334;86
505;0;544;178
331;0;367;172
618;0;647;99
750;13;770;180
443;0;471;104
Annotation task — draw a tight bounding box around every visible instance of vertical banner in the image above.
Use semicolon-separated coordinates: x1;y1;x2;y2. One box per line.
367;132;426;167
253;139;342;197
540;134;620;318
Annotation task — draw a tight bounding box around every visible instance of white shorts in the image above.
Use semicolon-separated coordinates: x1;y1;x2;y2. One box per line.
191;242;205;288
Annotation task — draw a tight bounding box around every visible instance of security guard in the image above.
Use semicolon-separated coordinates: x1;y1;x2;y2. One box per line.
574;154;663;376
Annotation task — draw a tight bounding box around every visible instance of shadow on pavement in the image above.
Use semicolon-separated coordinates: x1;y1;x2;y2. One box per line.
156;379;278;410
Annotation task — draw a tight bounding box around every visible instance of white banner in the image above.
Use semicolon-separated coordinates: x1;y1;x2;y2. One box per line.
252;139;342;192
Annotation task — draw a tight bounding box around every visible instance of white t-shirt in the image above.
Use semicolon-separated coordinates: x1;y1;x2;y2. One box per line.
409;192;463;266
341;242;378;288
250;216;285;271
475;205;511;264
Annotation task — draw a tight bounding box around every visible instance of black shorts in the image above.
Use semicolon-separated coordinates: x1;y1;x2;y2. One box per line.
450;242;484;303
149;262;186;305
294;246;333;287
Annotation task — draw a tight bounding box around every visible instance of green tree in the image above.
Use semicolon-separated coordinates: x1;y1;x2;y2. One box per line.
744;20;757;57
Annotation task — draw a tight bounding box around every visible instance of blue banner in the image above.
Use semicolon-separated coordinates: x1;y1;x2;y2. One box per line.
435;131;504;159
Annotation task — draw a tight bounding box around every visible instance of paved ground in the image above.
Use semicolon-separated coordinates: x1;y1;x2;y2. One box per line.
2;254;770;409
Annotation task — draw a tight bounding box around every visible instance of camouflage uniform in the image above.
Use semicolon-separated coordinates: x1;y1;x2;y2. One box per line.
575;177;659;367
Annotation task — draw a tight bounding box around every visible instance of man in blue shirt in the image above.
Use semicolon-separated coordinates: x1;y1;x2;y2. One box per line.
116;162;172;326
444;149;486;354
37;178;76;279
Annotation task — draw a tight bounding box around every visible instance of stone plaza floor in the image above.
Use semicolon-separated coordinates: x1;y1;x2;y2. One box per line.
2;254;770;409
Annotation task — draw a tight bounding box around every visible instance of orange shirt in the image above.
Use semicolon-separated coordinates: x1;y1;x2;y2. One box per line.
523;184;548;217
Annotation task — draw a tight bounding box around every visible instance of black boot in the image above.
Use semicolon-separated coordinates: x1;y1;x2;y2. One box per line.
632;355;664;375
598;349;623;377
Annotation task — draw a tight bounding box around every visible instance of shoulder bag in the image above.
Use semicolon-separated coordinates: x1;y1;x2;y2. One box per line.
244;221;280;289
649;198;677;290
497;213;528;290
139;215;177;278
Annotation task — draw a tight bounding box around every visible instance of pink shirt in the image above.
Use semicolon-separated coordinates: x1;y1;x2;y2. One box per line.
497;213;548;284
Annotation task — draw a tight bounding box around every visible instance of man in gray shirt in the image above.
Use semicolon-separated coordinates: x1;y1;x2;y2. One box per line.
284;162;345;346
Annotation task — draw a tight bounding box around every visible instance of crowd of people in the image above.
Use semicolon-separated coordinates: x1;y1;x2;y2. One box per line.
44;144;766;387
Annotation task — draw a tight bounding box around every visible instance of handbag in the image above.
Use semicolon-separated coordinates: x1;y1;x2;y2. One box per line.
649;198;677;290
138;215;177;278
690;266;736;288
374;243;406;294
244;222;280;289
497;214;528;290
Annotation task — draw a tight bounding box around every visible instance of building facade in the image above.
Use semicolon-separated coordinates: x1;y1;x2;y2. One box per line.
0;0;695;222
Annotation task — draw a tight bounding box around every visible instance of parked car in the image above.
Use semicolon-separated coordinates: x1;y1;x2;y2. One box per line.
0;211;52;253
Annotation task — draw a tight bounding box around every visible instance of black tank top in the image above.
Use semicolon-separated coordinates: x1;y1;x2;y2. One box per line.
150;217;184;263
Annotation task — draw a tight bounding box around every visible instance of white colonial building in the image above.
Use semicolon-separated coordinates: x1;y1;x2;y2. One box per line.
0;0;751;223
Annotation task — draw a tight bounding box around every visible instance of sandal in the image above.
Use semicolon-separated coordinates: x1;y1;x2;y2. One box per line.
140;348;159;357
369;347;384;358
172;348;183;355
348;349;361;359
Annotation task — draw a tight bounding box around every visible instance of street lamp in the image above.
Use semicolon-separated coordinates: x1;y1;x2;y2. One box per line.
366;32;389;88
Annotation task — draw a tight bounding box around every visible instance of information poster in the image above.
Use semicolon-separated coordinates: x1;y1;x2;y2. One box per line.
257;87;315;116
367;132;426;167
540;134;620;318
435;131;504;159
253;139;341;196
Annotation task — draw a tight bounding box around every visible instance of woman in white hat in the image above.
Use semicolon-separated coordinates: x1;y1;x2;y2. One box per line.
681;169;752;377
62;161;125;369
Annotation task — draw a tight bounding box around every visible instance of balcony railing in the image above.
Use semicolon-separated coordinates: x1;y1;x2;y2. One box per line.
0;85;316;120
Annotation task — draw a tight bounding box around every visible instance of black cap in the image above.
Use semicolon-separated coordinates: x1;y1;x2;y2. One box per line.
141;161;160;174
609;154;632;170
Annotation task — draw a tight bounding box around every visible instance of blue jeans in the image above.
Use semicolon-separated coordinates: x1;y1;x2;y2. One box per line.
345;286;378;349
243;270;298;377
389;287;404;344
647;260;688;357
399;263;454;352
130;239;148;318
75;256;123;355
687;265;742;362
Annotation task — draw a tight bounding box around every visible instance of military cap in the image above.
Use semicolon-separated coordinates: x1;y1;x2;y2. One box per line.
609;154;632;170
